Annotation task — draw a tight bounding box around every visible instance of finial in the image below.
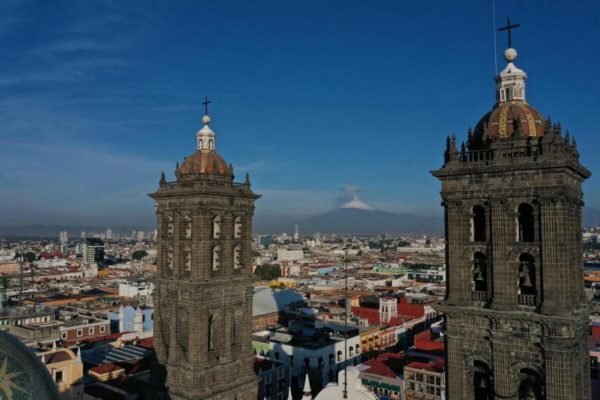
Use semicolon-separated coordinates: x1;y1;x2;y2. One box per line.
176;161;180;170
504;48;518;62
52;340;57;350
159;171;166;185
571;135;577;148
498;17;521;50
564;130;570;144
202;96;211;117
245;172;250;184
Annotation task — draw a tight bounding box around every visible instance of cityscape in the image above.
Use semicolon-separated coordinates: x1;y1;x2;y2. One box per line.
0;2;599;400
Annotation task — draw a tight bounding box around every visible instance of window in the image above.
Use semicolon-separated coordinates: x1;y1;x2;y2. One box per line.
234;244;242;269
185;250;192;271
167;250;173;270
54;370;63;383
184;215;192;239
518;254;536;296
89;327;95;335
517;204;535;242
212;246;221;271
208;315;216;351
61;332;67;340
234;216;242;239
472;206;486;242
472;252;488;292
76;329;83;337
99;325;106;333
167;216;174;237
212;216;221;239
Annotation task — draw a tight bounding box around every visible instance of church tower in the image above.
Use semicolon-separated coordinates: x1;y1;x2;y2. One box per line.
150;104;259;400
432;38;592;399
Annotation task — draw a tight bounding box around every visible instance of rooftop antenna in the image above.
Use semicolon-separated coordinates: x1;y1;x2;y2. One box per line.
492;0;498;74
343;249;349;399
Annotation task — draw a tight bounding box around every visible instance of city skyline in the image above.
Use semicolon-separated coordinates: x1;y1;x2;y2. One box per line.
1;0;599;228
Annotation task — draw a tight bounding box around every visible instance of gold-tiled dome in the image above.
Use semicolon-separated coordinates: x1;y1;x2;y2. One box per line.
178;150;232;178
473;102;544;142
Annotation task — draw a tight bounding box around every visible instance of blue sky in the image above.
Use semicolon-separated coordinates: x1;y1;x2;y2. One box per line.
0;0;598;228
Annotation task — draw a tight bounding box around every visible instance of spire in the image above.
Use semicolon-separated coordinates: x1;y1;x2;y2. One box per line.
52;340;57;350
287;385;294;400
302;373;312;400
197;97;216;152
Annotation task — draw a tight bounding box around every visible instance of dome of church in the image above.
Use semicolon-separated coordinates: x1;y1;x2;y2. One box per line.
470;46;545;145
472;102;545;143
0;331;60;399
178;149;232;178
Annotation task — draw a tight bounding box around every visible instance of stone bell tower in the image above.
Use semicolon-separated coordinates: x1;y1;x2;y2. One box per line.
150;105;259;400
432;41;591;399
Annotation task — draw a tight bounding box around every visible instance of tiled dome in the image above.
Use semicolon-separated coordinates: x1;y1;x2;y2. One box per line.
473;102;544;143
178;150;232;178
0;331;60;400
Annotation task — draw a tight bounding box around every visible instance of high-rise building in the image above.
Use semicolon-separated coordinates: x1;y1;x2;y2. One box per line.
293;224;299;241
432;42;591;398
150;108;260;399
59;231;68;244
105;228;113;240
82;238;104;266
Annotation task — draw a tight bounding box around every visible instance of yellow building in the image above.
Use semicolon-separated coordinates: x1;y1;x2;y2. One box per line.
39;346;84;400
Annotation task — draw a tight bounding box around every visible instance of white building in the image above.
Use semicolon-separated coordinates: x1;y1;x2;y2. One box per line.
278;248;304;262
119;280;154;299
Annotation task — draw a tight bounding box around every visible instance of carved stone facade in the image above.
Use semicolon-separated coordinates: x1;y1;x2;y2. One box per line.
432;48;591;399
150;113;259;400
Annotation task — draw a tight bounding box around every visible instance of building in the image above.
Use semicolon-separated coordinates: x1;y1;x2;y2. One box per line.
59;231;69;244
252;287;304;332
82;238;104;266
404;359;445;400
431;38;592;398
150;108;260;399
254;356;290;400
39;346;84;400
278;248;304;262
118;280;154;299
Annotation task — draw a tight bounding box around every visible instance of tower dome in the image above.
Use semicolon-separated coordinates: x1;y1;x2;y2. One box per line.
176;111;233;179
471;47;545;145
0;331;60;399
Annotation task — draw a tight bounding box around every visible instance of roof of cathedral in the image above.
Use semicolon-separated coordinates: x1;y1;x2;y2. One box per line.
313;367;378;400
473;102;545;142
178;150;232;178
471;47;545;144
0;331;60;399
252;287;305;317
176;113;234;179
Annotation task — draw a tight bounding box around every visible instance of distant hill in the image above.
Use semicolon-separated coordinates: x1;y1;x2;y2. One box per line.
255;197;443;235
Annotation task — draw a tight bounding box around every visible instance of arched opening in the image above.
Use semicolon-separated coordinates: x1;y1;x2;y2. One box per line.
517;204;535;242
212;246;221;271
208;315;215;351
167;215;174;238
212;215;221;239
518;369;544;400
234;216;242;239
517;254;536;302
472;252;488;292
473;361;493;400
183;215;192;239
233;244;242;269
472;206;486;242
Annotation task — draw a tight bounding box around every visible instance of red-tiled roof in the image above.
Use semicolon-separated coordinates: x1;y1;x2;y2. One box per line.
90;363;124;375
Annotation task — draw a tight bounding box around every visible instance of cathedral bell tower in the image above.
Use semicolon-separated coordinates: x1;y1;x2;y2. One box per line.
150;105;260;400
432;40;591;399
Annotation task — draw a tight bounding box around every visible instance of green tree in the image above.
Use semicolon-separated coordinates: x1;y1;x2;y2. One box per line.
254;264;281;280
132;250;148;260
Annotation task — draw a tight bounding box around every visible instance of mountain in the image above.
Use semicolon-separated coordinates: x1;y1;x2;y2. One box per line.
255;198;443;235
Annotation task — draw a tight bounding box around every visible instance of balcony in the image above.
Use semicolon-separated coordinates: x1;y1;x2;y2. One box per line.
471;291;488;302
517;294;536;306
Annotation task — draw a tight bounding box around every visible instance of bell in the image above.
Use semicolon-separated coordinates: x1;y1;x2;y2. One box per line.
521;275;533;288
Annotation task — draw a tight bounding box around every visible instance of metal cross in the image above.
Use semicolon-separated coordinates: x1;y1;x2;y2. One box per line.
202;96;211;115
498;17;521;48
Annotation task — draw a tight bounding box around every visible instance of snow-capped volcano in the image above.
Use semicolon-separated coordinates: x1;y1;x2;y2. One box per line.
341;196;374;211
